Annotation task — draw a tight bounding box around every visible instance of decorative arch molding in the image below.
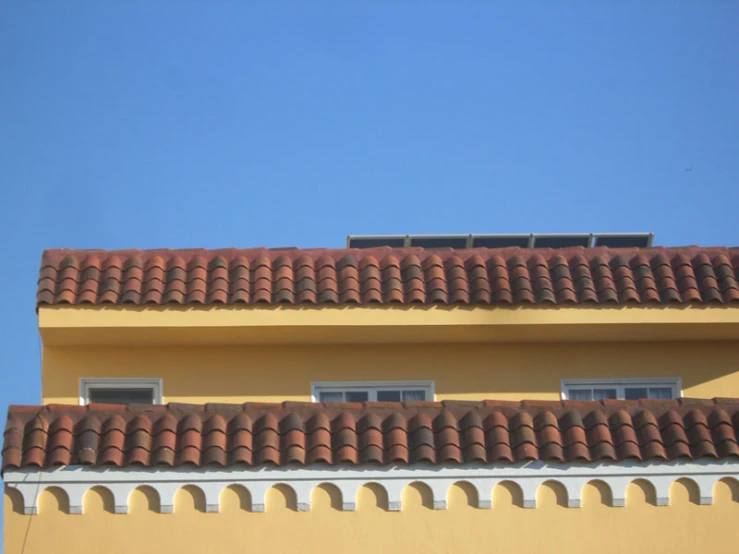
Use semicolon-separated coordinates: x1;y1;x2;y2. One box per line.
5;459;739;515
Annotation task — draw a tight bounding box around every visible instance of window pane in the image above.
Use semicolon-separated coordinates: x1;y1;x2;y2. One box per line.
593;388;617;400
314;384;431;404
88;388;154;405
568;389;593;401
648;387;673;399
319;392;343;403
624;387;648;400
345;391;369;403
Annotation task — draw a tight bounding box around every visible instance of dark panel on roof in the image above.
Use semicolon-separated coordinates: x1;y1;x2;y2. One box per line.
349;237;406;249
472;236;530;248
410;237;468;249
534;236;591;249
594;235;651;248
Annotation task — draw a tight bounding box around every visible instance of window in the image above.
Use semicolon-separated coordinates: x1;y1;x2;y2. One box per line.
561;378;681;401
80;378;163;405
311;381;434;403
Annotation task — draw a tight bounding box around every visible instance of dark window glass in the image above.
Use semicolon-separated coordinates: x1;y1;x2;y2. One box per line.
593;388;617;400
88;388;154;405
377;390;402;402
345;391;369;403
648;387;673;399
319;392;343;402
569;389;593;401
624;387;649;400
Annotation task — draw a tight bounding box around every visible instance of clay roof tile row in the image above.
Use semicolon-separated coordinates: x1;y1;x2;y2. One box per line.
36;246;739;307
4;399;739;470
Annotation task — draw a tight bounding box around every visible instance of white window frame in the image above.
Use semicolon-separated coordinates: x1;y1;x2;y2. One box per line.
560;377;682;401
79;378;164;406
311;380;435;403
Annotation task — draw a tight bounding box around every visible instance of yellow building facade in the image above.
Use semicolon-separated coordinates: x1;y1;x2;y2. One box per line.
4;246;739;553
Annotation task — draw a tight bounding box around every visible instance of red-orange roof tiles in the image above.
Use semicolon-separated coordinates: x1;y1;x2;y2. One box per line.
36;246;739;307
4;399;739;471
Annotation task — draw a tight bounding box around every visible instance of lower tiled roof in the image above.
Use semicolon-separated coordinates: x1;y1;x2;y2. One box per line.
37;246;739;307
4;399;739;471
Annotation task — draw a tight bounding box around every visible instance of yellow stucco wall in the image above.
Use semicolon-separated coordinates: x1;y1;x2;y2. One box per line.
14;306;739;552
42;340;739;404
5;479;739;554
38;305;739;403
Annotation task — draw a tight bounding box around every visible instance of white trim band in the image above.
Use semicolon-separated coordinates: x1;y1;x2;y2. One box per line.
5;459;739;515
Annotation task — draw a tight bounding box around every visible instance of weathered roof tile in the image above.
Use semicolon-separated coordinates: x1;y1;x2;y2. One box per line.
33;246;739;307
5;399;739;471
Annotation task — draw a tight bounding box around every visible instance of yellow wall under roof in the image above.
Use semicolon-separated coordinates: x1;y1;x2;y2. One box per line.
5;480;739;554
38;304;739;403
42;340;739;404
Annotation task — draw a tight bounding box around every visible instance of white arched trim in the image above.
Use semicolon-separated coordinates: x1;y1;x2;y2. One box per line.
5;459;738;515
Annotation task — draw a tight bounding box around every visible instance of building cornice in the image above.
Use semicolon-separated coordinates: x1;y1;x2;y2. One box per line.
38;304;739;346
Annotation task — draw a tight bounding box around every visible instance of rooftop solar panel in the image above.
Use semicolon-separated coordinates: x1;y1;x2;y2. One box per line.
347;233;654;250
593;234;652;248
348;237;406;248
472;236;531;248
410;236;468;249
533;235;591;249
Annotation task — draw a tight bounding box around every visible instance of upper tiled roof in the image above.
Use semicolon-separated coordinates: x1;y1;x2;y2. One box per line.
4;399;739;471
36;246;739;307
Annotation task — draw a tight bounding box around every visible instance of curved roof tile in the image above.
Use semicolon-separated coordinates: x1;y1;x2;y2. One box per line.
4;399;739;470
35;246;739;307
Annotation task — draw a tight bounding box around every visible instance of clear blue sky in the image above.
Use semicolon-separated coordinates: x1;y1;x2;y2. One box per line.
0;3;738;429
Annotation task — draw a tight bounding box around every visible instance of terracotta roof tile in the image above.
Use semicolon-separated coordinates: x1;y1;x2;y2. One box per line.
33;246;739;307
5;399;739;471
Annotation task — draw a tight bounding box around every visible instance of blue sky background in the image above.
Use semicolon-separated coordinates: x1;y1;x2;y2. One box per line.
0;0;737;504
